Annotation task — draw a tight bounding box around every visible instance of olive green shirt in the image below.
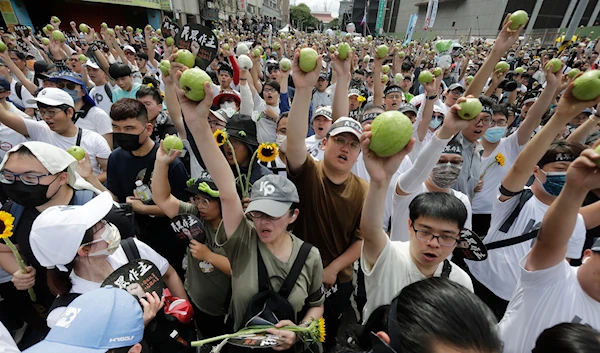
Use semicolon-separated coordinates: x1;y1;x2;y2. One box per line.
216;218;325;330
179;201;231;317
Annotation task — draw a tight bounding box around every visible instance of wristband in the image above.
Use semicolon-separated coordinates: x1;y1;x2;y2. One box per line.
240;78;248;80
499;185;523;197
427;94;438;100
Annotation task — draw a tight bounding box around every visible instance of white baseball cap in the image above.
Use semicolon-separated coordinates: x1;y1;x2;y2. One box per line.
26;87;74;108
83;60;100;70
30;192;113;271
123;45;136;54
327;117;363;139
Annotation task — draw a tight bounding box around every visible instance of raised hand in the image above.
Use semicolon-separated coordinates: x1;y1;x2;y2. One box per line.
360;123;415;183
565;146;600;191
439;96;473;137
291;49;322;90
555;80;600;119
492;13;527;54
156;139;182;165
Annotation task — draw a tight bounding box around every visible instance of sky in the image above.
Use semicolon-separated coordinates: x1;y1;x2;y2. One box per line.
295;0;340;18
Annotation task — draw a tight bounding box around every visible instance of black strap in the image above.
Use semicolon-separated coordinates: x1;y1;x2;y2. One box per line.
485;228;539;250
73;103;94;124
142;147;158;185
257;241;313;299
121;237;141;261
499;189;534;233
103;84;113;102
75;127;83;146
441;259;452;278
15;81;22;101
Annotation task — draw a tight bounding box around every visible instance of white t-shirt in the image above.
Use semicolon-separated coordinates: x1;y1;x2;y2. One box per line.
0;103;30;160
472;132;525;214
361;239;473;322
390;183;472;242
252;91;279;143
75;106;112;136
352;154;412;232
89;83;114;115
305;134;324;160
47;238;169;327
466;193;586;300
9;79;35;110
23;120;111;175
498;257;600;353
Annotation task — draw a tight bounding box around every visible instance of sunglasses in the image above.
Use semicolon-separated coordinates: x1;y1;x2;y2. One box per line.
56;81;77;90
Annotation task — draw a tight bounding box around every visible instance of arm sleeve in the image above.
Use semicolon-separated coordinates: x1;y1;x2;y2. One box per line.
279;92;290;113
239;83;254;116
228;55;240;86
398;134;451;194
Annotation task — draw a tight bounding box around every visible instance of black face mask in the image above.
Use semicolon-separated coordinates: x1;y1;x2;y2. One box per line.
114;131;145;152
2;175;61;208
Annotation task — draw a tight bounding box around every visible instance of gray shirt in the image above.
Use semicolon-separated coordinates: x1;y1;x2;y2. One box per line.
453;132;482;197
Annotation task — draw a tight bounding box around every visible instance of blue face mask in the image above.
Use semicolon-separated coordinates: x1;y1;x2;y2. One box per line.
429;116;443;130
537;170;567;197
61;87;80;103
484;126;506;143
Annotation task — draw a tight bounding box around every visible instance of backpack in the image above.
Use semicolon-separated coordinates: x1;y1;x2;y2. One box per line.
240;242;313;327
485;189;539;250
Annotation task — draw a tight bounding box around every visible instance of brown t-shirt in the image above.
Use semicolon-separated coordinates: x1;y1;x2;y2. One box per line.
287;155;369;283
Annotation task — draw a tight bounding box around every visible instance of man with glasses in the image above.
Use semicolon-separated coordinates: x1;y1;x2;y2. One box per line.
390;100;473;242
0;87;110;181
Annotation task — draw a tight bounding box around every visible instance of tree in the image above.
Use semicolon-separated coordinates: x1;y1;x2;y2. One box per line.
329;17;339;29
290;3;320;30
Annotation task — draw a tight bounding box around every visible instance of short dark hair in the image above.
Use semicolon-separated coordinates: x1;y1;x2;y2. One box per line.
492;104;508;118
391;278;501;353
264;80;280;93
9;50;26;60
108;63;132;79
533;323;600;353
409;192;468;230
135;52;149;61
110;98;148;123
136;84;162;104
537;140;585;168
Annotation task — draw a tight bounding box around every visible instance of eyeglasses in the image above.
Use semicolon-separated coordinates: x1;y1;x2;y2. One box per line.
248;211;286;221
412;225;460;247
475;116;493;127
39;108;64;118
189;196;211;209
491;119;508;127
0;170;59;186
449;89;463;95
331;135;361;151
263;87;278;94
55;81;77;90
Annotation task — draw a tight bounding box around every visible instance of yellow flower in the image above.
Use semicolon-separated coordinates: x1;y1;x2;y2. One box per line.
256;142;278;163
214;129;228;147
495;153;505;167
0;211;14;239
357;96;366;103
317;317;326;342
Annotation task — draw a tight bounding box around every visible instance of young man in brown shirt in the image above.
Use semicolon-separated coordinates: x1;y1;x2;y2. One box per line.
285;49;369;350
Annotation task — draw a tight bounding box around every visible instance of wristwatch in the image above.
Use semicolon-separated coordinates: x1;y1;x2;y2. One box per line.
427;94;438;100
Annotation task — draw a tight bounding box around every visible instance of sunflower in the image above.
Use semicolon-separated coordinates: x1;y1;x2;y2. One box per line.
214;129;228;147
317;317;326;342
357;95;366;103
495;153;505;167
0;211;14;239
256;142;279;163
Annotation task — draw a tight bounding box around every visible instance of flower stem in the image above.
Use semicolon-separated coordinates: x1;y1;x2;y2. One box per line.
245;150;258;196
3;238;36;302
191;328;272;347
227;140;245;197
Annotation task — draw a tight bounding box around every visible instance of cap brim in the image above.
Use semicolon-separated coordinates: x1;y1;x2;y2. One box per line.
329;127;361;139
245;199;292;218
22;340;106;353
83;192;114;229
453;229;487;261
26;96;68;107
83;60;100;69
210;110;228;123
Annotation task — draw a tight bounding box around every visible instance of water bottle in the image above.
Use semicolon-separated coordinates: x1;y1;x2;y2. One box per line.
135;180;152;202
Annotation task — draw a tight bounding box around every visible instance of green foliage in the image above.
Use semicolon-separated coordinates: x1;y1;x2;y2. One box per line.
290;3;320;29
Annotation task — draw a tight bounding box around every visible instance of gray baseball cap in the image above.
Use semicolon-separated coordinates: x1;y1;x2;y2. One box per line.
592;238;600;252
246;175;300;218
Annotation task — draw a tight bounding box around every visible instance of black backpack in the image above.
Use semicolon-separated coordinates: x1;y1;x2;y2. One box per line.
241;242;313;327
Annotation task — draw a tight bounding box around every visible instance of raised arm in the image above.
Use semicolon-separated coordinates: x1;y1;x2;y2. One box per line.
331;53;351;121
0;51;36;95
372;54;384;108
286;49;322;173
528;148;600;271
517;64;562;145
176;75;244;238
239;69;254;116
360;123;415;267
151;141;183;219
417;70;442;142
567;115;600;144
0;101;29;137
500;82;600;200
465;14;525;98
164;57;185;138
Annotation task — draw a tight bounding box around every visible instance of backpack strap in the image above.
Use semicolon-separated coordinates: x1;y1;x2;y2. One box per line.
485;228;539;250
49;293;81;313
73;189;95;205
279;242;313;299
9;203;25;229
15;82;23;101
142;147;158;185
499;189;534;233
75;128;83;146
103;84;113;102
121;237;141;261
257;241;270;292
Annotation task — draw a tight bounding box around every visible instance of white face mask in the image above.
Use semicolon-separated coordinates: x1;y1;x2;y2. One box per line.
220;101;237;111
86;223;121;257
276;134;287;153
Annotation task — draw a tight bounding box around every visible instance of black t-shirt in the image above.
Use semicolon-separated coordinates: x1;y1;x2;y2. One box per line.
106;142;189;276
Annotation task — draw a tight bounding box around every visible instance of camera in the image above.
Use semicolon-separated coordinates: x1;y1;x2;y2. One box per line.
498;71;518;92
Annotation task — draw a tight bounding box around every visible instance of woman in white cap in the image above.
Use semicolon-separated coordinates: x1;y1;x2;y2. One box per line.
177;82;324;351
28;191;187;327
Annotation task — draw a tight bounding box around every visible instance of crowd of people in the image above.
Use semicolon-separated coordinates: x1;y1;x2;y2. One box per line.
0;11;599;353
